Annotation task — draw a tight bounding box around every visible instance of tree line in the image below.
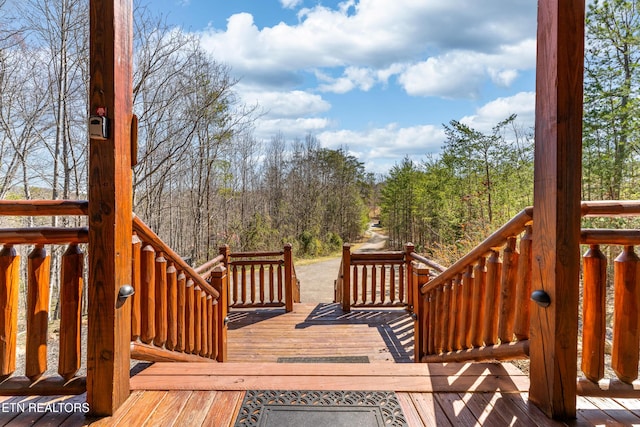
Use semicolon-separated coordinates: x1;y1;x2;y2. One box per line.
380;0;640;264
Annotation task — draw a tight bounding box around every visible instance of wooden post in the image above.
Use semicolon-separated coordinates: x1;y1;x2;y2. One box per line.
26;245;50;382
529;0;584;418
211;266;228;362
405;243;415;310
284;243;294;312
413;265;430;362
131;234;141;340
342;244;351;312
514;226;533;340
0;245;19;378
88;0;133;415
582;245;606;383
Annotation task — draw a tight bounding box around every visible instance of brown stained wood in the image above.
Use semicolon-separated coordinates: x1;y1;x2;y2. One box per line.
390;265;396;304
408;392;453;426
165;264;178;351
0;228;88;245
396;392;433;427
371;264;377;304
453;275;463;351
212;267;227;361
421;340;529;364
142;390;191;426
342;245;351;312
203;391;243;427
269;264;275;303
194;287;202;355
200;293;208;357
139;245;155;344
576;378;640;398
427;291;436;355
277;264;283;303
259;265;265;304
581;229;640;245
250;265;256;304
483;250;502;346
130;342;216;363
240;265;247;305
26;245;50;381
471;258;486;348
185;280;195;354
172;391;218;426
399;263;405;304
176;272;186;352
0;377;86;396
434;286;444;354
413;267;430;361
529;0;584;418
353;265;359;304
435;393;483;426
0;245;19;378
461;266;473;349
361;265;368;304
232;265;238;305
448;278;459;351
88;0;133;415
581;245;606;383
106;390;166;426
153;253;168;348
380;265;386;304
611;246;640;383
514;226;532;340
440;282;451;352
208;298;215;360
284;244;294;312
421;208;533;295
58;244;84;381
0;200;88;216
131;234;142;340
497;237;518;344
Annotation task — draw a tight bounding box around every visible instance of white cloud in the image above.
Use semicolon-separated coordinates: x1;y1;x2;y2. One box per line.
239;88;331;118
280;0;303;9
317;124;446;173
460;91;535;132
198;0;537;93
255;117;332;140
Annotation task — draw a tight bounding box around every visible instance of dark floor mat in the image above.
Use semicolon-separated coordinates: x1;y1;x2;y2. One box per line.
234;390;407;427
276;356;369;363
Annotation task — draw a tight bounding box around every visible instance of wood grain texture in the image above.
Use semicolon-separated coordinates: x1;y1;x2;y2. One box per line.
529;0;584;418
58;244;83;381
0;246;19;378
87;0;133;415
581;245;606;382
26;245;50;381
139;245;155;344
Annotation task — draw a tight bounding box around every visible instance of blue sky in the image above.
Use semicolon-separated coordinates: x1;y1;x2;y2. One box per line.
153;0;538;173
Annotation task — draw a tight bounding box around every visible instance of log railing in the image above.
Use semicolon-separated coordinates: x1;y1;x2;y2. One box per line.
203;244;299;312
414;200;640;399
131;216;226;363
0;200;89;395
338;243;445;312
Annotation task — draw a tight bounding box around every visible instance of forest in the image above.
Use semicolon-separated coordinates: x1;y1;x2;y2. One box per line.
1;0;639;270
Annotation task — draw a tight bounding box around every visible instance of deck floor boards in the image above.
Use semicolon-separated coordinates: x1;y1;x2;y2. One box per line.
0;302;639;425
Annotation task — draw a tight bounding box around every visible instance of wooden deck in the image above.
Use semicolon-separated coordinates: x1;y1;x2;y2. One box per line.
0;303;638;426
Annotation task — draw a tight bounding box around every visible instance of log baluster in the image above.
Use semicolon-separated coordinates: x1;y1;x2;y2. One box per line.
483;250;502;346
371;265;377;305
200;292;208;357
259;265;265;304
153;252;167;347
390;266;396;304
453;274;464;351
413;265;430;362
185;280;195;353
277;263;283;305
232;264;239;305
427;291;436;355
241;265;247;305
250;264;256;304
612;246;640;383
140;244;156;344
58;244;84;381
498;237;519;344
441;281;451;352
399;264;405;304
353;265;359;304
380;265;386;304
341;245;351;311
211;265;228;362
26;244;50;381
269;264;275;303
434;286;444;354
211;299;218;360
176;272;186;352
471;257;487;348
166;263;177;350
131;234;142;340
514;225;533;340
207;296;214;359
193;286;202;354
448;276;460;351
581;244;606;383
462;265;474;349
0;245;19;378
361;265;367;304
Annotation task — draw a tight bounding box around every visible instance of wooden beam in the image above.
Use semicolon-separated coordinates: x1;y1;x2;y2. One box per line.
87;0;133;416
529;0;585;419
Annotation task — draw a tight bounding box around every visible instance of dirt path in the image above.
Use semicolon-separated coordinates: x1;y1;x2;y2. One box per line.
295;226;388;303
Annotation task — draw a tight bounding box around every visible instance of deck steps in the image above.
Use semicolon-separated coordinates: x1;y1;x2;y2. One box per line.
130;361;530;393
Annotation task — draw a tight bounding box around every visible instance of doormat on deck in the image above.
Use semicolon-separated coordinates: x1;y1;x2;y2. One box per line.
234;390;407;427
276;356;369;363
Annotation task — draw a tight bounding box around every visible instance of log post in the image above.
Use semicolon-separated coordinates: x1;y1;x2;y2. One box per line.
514;226;533;340
413;264;430;362
176;272;186;352
88;0;133;415
131;234;141;340
166;263;178;351
498;237;519;344
284;243;294;312
139;245;155;344
154;253;167;347
0;245;19;378
529;0;584;418
59;244;84;381
211;265;228;362
483;250;502;346
342;244;351;312
405;243;415;311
